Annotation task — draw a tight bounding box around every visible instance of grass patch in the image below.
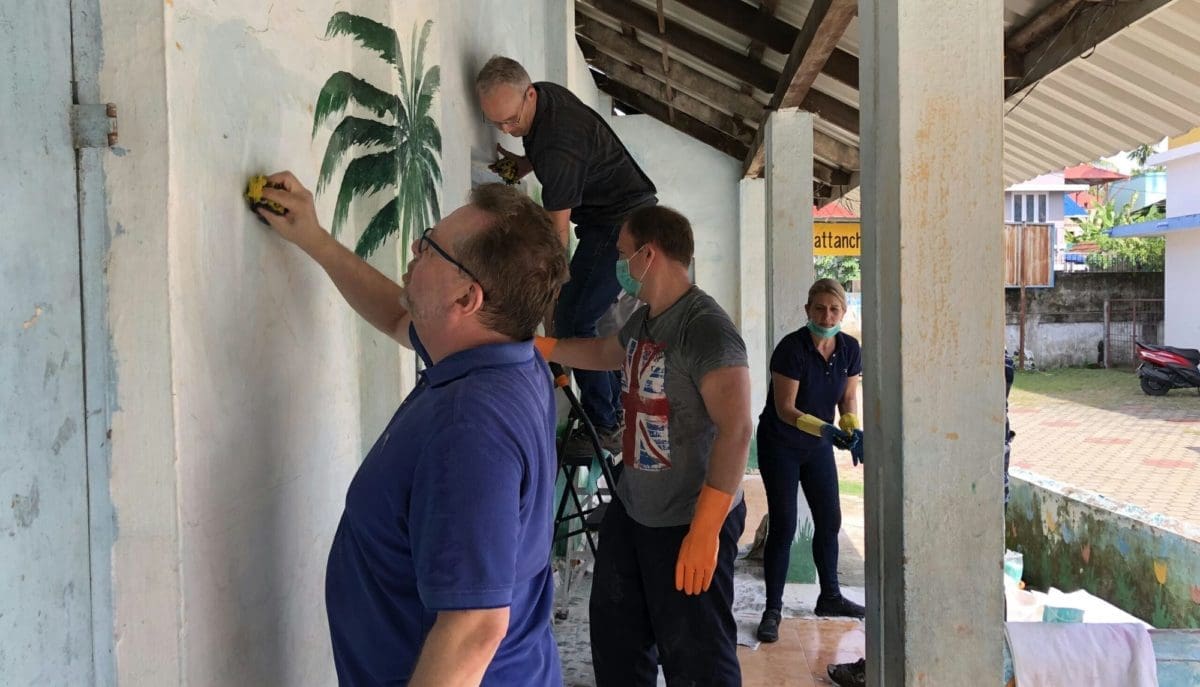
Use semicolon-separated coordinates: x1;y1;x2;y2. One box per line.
839;479;863;497
1010;366;1198;410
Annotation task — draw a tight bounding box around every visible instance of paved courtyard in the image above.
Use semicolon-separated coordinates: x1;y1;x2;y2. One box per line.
1007;368;1200;529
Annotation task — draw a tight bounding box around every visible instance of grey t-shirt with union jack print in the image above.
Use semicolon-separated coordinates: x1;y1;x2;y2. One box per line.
615;286;748;528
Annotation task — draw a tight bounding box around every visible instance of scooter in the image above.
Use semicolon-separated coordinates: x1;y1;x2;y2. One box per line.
1134;341;1200;396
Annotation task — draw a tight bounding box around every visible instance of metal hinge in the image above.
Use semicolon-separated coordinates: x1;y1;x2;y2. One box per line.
71;103;118;148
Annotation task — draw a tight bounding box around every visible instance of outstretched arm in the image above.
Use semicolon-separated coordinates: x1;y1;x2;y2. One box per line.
257;171;412;348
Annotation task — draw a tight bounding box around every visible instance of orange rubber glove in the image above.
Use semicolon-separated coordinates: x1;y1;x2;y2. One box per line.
533;335;557;361
675;485;734;595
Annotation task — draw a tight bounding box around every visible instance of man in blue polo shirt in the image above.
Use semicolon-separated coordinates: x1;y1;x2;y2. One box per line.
255;174;568;686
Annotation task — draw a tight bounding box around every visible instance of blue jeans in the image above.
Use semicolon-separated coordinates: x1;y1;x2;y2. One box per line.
555;222;624;430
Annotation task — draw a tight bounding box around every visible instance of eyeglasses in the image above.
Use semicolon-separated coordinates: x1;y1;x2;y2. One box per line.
417;227;482;285
491;88;530;129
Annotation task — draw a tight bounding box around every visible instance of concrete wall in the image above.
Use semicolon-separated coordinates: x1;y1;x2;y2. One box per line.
1005;323;1105;368
608;116;743;317
1007;470;1200;629
1005;271;1164;367
1162;151;1200;348
94;1;574;683
1165;231;1200;347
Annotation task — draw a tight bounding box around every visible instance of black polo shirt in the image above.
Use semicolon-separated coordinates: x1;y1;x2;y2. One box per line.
757;330;863;451
523;82;657;227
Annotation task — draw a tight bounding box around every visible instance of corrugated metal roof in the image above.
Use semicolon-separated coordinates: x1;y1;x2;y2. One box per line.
579;0;1200;187
1003;0;1200;184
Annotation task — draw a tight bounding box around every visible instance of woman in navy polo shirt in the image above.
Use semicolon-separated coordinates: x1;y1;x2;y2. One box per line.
755;278;865;643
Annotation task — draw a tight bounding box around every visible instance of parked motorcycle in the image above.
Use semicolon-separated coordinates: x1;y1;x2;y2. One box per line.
1135;341;1200;396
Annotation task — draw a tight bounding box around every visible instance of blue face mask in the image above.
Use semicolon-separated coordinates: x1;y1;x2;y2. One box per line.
806;321;841;339
616;246;647;298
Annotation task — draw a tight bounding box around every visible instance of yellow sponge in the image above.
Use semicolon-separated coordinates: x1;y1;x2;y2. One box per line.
245;175;287;216
492;157;520;185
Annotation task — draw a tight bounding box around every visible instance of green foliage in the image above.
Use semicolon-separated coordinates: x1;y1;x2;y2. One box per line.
313;14;441;259
1068;193;1164;272
814;256;860;285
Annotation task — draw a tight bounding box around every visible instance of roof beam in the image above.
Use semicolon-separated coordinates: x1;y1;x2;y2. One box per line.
582;47;755;142
1004;0;1176;99
581;0;778;92
595;76;749;159
576;16;764;122
578;28;858;171
746;0;782;62
744;0;859;175
595;75;846;196
672;0;795;53
671;0;859;89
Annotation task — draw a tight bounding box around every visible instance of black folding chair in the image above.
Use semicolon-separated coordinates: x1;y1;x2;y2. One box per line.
549;363;619;558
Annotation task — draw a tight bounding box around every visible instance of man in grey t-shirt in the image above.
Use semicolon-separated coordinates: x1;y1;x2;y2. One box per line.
536;206;752;686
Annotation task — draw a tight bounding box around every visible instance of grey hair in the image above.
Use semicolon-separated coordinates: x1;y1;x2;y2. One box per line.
475;55;532;94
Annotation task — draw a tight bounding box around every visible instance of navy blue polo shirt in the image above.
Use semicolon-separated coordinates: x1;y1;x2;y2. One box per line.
325;326;560;686
757;330;862;450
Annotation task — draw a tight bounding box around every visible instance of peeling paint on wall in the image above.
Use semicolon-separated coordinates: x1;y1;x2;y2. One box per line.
10;479;40;528
1008;469;1200;628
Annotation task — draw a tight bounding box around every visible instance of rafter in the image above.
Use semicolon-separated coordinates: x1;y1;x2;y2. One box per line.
596;77;748;159
577;16;764;122
577;27;858;171
745;0;858;176
671;0;859;89
595;75;846;198
582;47;754;142
1004;0;1176;99
581;0;777;92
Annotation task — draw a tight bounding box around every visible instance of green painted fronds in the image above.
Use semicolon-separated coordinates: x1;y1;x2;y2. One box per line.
356;197;400;258
332;151;397;236
317;117;397;195
316;15;441;263
312;72;400;137
324;12;399;68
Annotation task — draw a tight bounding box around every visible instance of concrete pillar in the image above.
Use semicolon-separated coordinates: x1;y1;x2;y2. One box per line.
859;0;1005;684
738;178;768;417
765;108;814;347
763;109;819;582
543;0;573;87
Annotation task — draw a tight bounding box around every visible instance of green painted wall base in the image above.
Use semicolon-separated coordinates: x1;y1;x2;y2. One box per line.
786;517;817;583
1007;469;1200;628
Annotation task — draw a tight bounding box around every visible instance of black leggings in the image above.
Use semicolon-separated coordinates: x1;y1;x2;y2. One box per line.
758;435;843;609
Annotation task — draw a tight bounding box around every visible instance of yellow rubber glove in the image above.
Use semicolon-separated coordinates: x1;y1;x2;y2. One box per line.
675;485;733;595
838;412;860;434
795;413;829;437
533;335;557;361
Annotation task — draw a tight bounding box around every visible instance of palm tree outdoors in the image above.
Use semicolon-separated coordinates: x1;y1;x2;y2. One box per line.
312;13;442;260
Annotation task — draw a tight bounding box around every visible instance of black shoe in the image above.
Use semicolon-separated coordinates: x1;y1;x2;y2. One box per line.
827;658;866;687
756;609;782;643
562;423;622;465
814;592;865;619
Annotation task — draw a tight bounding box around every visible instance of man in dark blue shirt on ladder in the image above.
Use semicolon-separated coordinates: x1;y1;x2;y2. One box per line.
476;55;659;462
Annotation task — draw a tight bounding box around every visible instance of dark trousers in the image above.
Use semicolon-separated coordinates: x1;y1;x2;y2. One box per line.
555;222;624;430
758;435;843;608
590;496;746;687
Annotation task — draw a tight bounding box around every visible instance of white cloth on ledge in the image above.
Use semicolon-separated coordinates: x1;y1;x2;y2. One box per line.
1005;621;1158;687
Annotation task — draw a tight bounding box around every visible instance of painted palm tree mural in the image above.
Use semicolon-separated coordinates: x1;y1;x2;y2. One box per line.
313;13;441;259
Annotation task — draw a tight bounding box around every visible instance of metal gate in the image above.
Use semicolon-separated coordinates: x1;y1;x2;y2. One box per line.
1104;298;1165;367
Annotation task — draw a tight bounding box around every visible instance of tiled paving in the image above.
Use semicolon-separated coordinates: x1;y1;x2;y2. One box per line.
556;475;866;686
1008;384;1200;529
